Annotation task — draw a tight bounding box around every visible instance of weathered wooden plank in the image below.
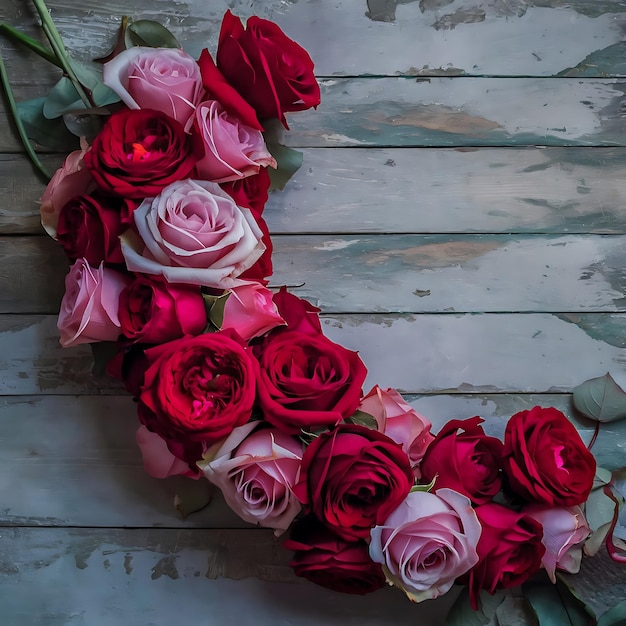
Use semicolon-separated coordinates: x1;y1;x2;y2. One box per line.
0;527;459;626
5;233;626;314
1;314;624;395
1;0;625;77
0;394;622;529
4;148;626;235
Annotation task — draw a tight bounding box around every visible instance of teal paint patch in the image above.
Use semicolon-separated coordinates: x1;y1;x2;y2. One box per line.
531;1;626;19
556;314;626;348
559;42;626;78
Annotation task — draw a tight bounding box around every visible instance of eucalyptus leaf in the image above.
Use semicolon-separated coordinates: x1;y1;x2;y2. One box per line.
62;111;104;141
597;600;626;626
43;76;83;119
172;477;214;519
584;468;625;556
125;20;180;49
495;596;539;626
17;97;79;151
445;587;507;626
347;410;378;430
573;373;626;423
266;142;304;191
524;578;595;626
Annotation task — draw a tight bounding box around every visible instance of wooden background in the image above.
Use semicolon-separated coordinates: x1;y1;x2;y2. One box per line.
1;0;626;623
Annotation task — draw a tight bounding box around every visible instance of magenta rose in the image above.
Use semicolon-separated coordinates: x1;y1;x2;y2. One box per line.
420;416;504;505
284;516;386;595
293;424;413;540
118;275;207;344
103;47;203;126
137;331;258;446
272;287;322;335
255;330;367;433
202;421;302;532
369;488;481;602
57;259;130;347
503;406;596;506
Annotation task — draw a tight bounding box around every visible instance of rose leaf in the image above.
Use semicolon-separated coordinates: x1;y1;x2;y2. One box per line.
347;410;378;430
444;587;507;626
124;20;181;49
265;142;304;191
16;96;79;150
572;373;626;423
597;599;626;626
172;476;214;519
524;576;595;626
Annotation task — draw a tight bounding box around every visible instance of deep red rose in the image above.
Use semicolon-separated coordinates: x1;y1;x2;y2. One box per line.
56;192;133;265
461;503;545;610
420;416;504;505
255;330;366;433
118;275;207;344
217;11;321;127
238;213;273;282
220;167;270;217
293;424;413;540
84;108;197;198
272;287;322;335
137;331;257;445
503;406;596;507
106;343;149;397
284;516;386;595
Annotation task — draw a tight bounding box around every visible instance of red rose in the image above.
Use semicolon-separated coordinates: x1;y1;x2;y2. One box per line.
238;213;273;282
217;11;321;127
255;330;367;433
56;193;133;265
284;516;386;595
293;424;413;540
503;406;596;507
272;287;322;335
137;331;257;445
118;275;207;344
85;108;197;198
420;416;504;505
462;503;545;610
220;168;270;217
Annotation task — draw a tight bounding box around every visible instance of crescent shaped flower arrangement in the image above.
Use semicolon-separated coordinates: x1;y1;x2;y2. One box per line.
2;3;625;623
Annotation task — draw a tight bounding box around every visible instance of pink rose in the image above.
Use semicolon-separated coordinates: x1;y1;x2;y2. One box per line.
191;100;276;183
369;488;481;602
121;179;265;289
135;425;193;478
202;422;303;533
523;504;590;582
57;259;130;347
221;283;285;341
358;386;434;471
103;47;203;126
40;143;95;238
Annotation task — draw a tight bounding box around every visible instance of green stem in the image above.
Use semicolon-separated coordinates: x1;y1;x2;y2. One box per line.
0;23;60;67
0;51;50;181
31;0;95;108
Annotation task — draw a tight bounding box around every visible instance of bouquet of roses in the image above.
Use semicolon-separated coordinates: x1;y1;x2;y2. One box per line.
2;3;625;624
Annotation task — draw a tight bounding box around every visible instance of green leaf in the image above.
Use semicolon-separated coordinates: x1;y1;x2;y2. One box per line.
17;96;79;151
410;475;437;493
63;109;108;142
201;291;230;331
90;342;120;378
172;477;214;519
125;20;180;49
347;410;378;430
584;468;625;556
598;600;626;626
573;373;626;423
524;577;596;626
266;142;304;191
445;587;507;626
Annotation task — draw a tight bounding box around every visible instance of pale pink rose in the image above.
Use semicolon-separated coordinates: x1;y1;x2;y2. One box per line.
369;488;481;602
523;504;590;583
121;179;265;289
202;422;303;533
103;47;203;126
221;283;285;340
57;259;130;347
40;143;95;238
192;100;276;182
136;425;191;478
359;386;434;471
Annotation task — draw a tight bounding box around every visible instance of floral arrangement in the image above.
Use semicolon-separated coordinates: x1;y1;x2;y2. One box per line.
2;3;625;624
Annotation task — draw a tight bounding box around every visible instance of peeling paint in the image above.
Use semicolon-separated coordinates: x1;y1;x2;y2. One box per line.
431;7;486;30
151;555;179;580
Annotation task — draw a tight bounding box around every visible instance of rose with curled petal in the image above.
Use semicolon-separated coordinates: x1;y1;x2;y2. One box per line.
202;421;302;533
84;108;197;199
420;416;504;505
118;275;207;344
271;287;322;335
57;259;130;347
293;424;413;541
523;504;590;583
103;47;203;126
254;330;367;433
217;11;321;127
460;502;545;610
503;406;596;507
369;488;481;603
137;331;258;446
284;516;386;595
121;179;265;289
358;386;434;472
191;100;276;183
